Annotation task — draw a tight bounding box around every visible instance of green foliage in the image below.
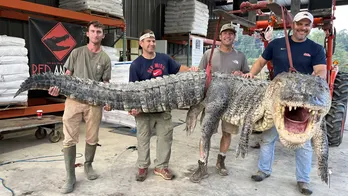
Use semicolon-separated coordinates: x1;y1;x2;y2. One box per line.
234;28;348;68
308;29;348;67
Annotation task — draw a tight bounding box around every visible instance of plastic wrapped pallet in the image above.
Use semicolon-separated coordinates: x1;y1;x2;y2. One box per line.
102;61;136;128
0;35;30;107
165;0;209;36
59;0;124;19
102;46;120;62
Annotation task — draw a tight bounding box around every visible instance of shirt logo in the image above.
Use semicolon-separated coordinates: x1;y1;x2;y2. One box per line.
153;69;163;77
233;60;239;64
280;48;286;50
303;53;311;57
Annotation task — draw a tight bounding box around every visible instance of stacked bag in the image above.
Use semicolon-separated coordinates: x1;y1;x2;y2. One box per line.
102;46;120;62
165;0;209;37
59;0;123;19
0;35;29;106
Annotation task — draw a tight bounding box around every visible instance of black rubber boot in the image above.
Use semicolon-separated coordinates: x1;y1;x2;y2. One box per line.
297;182;313;195
216;154;228;176
190;160;208;183
61;146;76;194
84;143;98;180
251;170;270;182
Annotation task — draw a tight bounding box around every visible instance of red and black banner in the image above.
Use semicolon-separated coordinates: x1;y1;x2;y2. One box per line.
29;18;86;75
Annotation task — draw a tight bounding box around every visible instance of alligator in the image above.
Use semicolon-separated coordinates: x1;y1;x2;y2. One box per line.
43;34;70;51
14;71;331;183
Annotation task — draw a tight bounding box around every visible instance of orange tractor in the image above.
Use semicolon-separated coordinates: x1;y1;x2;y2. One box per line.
210;0;348;146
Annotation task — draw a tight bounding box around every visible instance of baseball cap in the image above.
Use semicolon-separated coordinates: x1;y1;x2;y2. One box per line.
220;23;236;34
293;11;314;24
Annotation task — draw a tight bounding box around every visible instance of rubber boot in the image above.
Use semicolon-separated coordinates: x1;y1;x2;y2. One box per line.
190;160;208;183
216;154;228;176
61;146;76;194
84;143;98;180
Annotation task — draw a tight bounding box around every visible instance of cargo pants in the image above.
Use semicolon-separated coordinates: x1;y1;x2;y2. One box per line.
62;98;103;147
135;111;173;169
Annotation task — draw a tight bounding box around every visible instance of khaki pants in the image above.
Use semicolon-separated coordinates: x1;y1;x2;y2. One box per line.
62;98;103;147
221;120;239;134
135;111;173;169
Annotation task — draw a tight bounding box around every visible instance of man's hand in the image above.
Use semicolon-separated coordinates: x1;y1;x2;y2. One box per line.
189;66;199;72
128;109;140;116
48;86;60;96
242;72;255;78
232;71;243;76
104;104;111;111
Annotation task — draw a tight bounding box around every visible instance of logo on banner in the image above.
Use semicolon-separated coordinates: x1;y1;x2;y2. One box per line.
41;22;76;61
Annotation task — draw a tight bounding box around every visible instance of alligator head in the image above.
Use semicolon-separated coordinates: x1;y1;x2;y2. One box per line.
266;72;331;147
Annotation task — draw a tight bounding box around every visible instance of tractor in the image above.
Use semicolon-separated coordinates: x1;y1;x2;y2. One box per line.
210;0;348;146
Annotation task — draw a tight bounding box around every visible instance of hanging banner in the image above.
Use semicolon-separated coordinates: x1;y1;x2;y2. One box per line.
28;18;86;75
191;36;204;66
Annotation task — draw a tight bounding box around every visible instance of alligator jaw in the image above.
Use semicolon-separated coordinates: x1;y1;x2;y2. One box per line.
274;103;322;145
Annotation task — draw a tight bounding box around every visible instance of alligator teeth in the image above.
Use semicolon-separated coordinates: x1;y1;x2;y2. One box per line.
309;109;312;113
312;110;316;115
289;106;292;111
294;106;297;110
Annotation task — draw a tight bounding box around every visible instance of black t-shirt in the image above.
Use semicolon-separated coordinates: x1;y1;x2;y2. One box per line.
129;53;181;82
262;37;326;77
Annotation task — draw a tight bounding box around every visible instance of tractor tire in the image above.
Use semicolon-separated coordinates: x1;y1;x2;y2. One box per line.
332;71;348;102
326;101;347;147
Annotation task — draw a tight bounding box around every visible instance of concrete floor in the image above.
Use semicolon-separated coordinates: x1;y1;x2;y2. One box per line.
0;109;347;196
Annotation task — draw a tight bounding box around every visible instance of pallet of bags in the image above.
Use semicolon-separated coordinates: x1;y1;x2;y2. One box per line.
102;46;120;62
165;0;209;37
59;0;124;19
101;61;136;128
0;35;29;107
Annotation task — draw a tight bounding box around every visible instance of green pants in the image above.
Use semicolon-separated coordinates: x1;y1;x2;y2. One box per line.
135;111;173;169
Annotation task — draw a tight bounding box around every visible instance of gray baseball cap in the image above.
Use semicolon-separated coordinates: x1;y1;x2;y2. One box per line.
220;23;236;34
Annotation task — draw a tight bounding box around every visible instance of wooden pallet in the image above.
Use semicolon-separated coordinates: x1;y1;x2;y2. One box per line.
81;9;123;20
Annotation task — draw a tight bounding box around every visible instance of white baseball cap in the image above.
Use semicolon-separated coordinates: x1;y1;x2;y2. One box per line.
293;11;314;24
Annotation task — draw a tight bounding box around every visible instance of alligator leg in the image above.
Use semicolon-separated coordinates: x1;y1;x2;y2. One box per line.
311;121;329;184
190;82;229;183
199;82;229;163
236;117;253;158
184;103;205;136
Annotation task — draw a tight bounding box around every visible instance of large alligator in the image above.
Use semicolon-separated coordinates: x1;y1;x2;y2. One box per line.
14;71;331;183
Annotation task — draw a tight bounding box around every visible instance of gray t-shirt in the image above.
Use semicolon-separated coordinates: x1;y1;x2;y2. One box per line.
198;48;249;74
64;46;111;82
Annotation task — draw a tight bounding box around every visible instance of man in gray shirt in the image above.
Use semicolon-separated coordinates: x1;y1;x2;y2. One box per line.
191;23;249;183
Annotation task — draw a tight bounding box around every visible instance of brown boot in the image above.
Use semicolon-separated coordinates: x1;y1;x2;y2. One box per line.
216;154;228;176
190;160;208;183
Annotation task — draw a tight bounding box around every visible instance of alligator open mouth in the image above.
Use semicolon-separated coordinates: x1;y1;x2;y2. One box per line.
281;105;319;134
